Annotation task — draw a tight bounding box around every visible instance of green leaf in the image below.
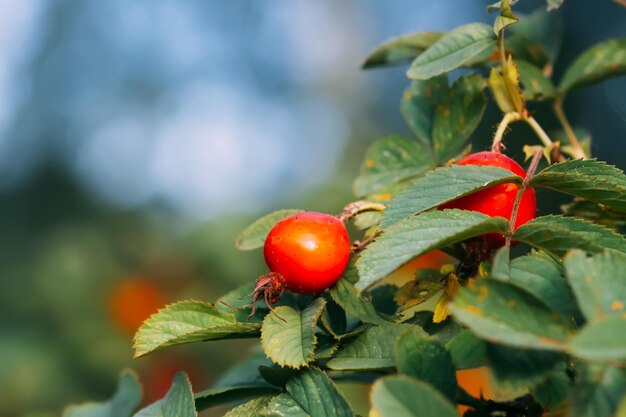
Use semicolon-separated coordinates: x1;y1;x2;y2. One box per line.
357;210;509;291
569;318;626;361
63;370;141;417
224;396;274;417
400;76;448;147
133;301;260;358
236;209;304;250
353;135;433;197
329;262;392;326
370;375;458;417
560;38;626;93
394;270;443;311
353;211;381;230
512;215;626;257
326;324;420;371
432;74;487;163
449;280;569;351
407;23;496;80
195;385;279;412
517;59;556;101
564;249;626;323
486;344;562;393
531;160;626;214
134;373;196;417
572;248;626;316
445;330;487;370
492;0;519;34
260;298;326;368
572;365;626;417
508;8;563;66
546;0;565;11
381;165;521;229
363;32;443;69
261;368;354;417
395;331;457;402
529;363;571;409
260;394;308;417
561;198;626;230
492;251;575;320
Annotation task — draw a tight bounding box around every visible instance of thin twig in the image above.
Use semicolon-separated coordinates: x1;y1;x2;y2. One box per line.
525;116;554;149
338;201;386;223
491;112;522;152
553;98;587;159
505;150;543;248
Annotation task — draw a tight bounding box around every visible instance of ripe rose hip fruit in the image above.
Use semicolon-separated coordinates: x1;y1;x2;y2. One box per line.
264;212;351;293
441;151;536;246
247;212;351;316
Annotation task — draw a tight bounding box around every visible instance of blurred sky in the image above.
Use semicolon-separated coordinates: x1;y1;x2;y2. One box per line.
0;1;624;223
0;0;492;221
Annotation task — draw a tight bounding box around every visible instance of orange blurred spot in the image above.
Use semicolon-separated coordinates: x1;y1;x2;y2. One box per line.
384;250;455;285
108;278;167;333
456;367;494;414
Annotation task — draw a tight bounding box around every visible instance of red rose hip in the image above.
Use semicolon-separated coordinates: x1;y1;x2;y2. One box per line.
264;212;351;294
441;151;536;246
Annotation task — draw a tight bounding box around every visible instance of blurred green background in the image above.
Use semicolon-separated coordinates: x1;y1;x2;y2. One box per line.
0;1;624;416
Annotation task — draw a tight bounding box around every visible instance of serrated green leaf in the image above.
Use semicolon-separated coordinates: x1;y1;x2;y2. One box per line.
329;262;392;326
63;370;141;417
195;385;279;412
395;331;457;402
509;8;563;66
449;280;570;351
572;365;626;417
261;298;326;368
363;32;443;69
531;160;626;214
517;59;556;101
432;74;487;163
564;249;626;323
546;0;565;11
381;165;520;229
224;396;274;417
358;210;509;290
400;76;448;147
492;251;575;320
560;38;626;93
486;344;562;394
445;330;487;370
272;367;353;417
513;215;626;256
326;324;420;371
353;135;433;197
236;209;304;250
134;373;196;417
371;375;458;417
569;318;626;361
407;23;496;80
133;301;260;358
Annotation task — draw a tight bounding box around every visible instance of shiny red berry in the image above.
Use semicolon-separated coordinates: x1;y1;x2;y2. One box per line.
264;212;351;294
441;151;537;246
